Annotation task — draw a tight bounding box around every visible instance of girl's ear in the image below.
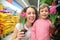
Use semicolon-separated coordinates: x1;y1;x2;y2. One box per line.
48;13;50;15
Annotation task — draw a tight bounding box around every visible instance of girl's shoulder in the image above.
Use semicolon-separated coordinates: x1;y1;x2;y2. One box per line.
34;19;44;23
47;19;52;24
47;19;52;26
35;19;40;23
33;19;41;25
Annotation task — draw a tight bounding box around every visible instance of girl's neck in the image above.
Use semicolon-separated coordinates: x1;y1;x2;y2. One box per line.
25;21;32;28
40;18;48;20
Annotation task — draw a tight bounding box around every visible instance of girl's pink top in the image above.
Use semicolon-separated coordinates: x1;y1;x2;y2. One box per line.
31;19;52;40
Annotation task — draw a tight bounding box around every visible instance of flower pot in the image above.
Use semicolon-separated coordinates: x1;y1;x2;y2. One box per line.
21;29;27;34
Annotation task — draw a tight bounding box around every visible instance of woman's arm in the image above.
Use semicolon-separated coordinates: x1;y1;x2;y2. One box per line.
12;27;20;40
12;24;25;40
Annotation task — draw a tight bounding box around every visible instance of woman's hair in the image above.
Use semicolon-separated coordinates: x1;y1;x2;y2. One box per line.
19;6;38;25
39;4;50;13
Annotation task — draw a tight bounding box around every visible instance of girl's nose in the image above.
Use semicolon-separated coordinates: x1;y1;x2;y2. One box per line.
43;11;46;14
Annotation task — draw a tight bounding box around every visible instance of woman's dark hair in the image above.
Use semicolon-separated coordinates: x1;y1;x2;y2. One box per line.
20;6;38;25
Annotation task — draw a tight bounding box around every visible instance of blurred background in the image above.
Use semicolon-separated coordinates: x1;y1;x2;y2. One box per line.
0;0;60;40
0;0;38;40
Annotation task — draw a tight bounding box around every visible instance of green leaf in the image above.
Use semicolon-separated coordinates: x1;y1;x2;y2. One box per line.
21;17;26;28
50;13;58;24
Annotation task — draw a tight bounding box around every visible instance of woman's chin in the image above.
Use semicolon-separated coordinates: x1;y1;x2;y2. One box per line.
29;20;35;23
27;19;35;24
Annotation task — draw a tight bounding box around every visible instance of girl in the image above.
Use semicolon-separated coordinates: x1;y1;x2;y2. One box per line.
31;4;53;40
12;6;38;40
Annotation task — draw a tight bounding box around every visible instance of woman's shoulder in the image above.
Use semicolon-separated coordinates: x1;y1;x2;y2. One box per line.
16;23;21;26
15;23;22;31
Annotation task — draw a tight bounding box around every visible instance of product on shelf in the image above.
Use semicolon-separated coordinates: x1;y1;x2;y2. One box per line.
0;4;20;37
0;4;3;10
0;12;18;36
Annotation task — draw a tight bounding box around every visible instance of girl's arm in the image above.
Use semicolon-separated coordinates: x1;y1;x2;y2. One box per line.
49;23;56;37
31;22;36;40
48;20;55;35
49;26;55;36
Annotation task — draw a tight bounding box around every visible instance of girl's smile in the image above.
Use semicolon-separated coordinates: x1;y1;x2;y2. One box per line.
40;7;49;19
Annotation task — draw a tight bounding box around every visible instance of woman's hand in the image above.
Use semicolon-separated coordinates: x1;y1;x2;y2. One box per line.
16;31;25;40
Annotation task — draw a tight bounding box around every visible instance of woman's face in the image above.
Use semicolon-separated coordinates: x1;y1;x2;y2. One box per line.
26;7;36;24
40;7;49;19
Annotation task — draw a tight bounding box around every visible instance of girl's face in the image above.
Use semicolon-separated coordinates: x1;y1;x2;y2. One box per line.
26;7;36;24
40;7;49;19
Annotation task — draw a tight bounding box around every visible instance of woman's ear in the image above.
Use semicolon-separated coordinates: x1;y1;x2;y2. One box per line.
25;13;27;18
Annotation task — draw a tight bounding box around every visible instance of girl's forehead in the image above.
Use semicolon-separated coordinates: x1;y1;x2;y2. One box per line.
40;7;48;9
40;7;49;10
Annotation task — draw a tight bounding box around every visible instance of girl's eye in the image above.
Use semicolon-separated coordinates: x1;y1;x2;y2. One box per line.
45;10;48;12
40;11;43;12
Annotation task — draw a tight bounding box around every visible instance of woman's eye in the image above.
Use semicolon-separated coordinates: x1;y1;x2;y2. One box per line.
28;12;35;15
32;12;35;14
28;12;31;15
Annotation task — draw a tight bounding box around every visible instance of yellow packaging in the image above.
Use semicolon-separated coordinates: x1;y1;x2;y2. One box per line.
0;4;3;10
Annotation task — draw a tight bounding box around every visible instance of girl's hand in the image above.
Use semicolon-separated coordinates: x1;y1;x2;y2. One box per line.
55;30;58;35
17;31;25;40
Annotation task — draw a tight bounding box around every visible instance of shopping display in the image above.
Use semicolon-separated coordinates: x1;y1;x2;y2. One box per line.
0;4;19;37
0;0;60;40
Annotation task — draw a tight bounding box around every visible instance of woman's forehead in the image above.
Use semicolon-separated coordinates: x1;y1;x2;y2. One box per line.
26;7;35;12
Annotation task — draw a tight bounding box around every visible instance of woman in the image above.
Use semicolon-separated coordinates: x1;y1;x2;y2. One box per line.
12;6;38;40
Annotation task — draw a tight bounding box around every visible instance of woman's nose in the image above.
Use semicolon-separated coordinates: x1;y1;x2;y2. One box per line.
30;13;34;16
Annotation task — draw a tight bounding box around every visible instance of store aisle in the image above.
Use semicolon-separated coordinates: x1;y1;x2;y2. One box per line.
2;33;13;40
